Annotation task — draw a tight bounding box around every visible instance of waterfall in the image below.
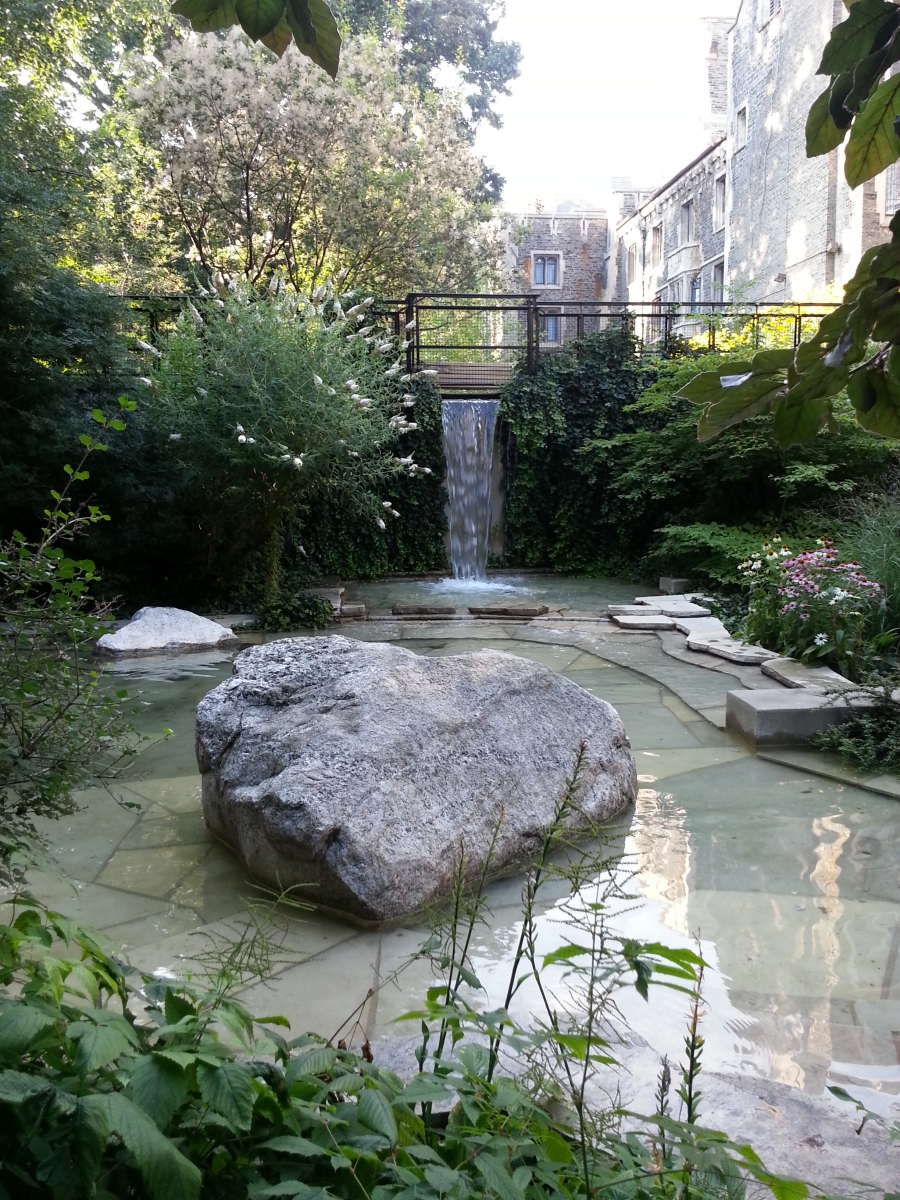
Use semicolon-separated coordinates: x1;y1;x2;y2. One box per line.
441;399;499;581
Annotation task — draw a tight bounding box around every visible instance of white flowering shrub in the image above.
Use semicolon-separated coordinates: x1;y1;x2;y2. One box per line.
740;537;884;679
147;284;424;602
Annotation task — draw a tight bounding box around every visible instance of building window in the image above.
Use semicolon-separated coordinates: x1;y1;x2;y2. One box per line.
669;277;681;304
690;275;701;306
651;223;663;267
680;200;694;245
712;260;725;302
760;0;780;23
887;162;900;215
713;175;726;227
541;311;560;342
735;104;748;149
626;243;637;284
533;254;560;286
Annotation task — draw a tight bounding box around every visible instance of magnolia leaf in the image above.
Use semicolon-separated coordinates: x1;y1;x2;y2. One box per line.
82;1093;201;1200
751;348;795;372
854;370;900;435
286;0;341;79
172;0;238;31
698;376;786;441
806;86;848;155
170;0;221;16
772;399;829;447
756;1174;810;1200
261;14;294;55
357;1086;399;1144
676;365;750;404
128;1054;189;1128
845;74;900;185
197;1060;255;1130
819;0;899;75
235;0;285;38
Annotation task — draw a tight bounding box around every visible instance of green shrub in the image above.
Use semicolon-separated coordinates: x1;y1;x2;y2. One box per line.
0;414;146;882
837;487;900;637
87;289;446;607
500;344;897;584
815;703;900;773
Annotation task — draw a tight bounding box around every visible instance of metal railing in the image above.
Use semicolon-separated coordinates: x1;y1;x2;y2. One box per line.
385;295;839;397
121;292;839;398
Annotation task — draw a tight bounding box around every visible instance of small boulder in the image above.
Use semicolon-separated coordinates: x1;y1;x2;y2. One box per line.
196;636;637;923
96;607;241;657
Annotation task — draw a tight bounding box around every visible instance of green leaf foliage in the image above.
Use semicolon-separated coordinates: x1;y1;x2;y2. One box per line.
845;74;900;185
171;0;341;74
501;339;896;587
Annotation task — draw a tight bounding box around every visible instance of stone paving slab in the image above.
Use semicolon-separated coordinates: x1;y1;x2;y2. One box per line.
656;601;712;617
611;614;676;630
672;615;731;638
760;656;854;691
608;604;662;616
687;636;778;664
757;747;900;799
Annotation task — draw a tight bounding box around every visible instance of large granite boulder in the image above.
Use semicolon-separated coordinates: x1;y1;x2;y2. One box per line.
96;606;241;657
196;636;637;923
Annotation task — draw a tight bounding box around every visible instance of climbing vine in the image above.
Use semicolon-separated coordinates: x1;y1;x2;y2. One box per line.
499;326;656;574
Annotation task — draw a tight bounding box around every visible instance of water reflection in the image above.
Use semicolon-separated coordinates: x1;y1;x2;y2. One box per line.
24;613;900;1116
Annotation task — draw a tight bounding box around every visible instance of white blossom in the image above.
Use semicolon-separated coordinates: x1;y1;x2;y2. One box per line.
405;318;417;331
189;303;204;327
236;424;245;433
237;434;247;443
375;517;386;530
169;433;182;440
391;509;400;518
313;374;324;387
196;387;208;397
137;376;154;388
293;456;303;468
135;338;162;358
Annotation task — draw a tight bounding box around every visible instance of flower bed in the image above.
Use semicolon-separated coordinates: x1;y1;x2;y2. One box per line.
740;538;884;680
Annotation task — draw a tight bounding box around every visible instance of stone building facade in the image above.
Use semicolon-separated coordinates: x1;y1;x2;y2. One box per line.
611;0;895;306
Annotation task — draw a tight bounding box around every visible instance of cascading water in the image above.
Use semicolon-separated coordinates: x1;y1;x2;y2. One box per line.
441;399;499;581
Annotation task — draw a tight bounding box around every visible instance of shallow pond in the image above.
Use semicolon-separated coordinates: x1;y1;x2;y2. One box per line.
28;575;900;1120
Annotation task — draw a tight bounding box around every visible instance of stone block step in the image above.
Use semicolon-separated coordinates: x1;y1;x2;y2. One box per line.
608;604;662;616
340;603;367;620
303;586;344;615
611;614;676;630
725;688;864;747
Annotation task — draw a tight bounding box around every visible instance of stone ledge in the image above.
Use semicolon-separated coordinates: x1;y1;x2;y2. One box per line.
725;688;865;747
760;657;854;691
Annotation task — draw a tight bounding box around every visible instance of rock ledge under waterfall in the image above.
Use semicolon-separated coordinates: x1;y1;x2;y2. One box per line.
195;635;637;923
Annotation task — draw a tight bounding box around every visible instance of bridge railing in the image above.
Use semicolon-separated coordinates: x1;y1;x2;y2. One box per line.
384;295;839;397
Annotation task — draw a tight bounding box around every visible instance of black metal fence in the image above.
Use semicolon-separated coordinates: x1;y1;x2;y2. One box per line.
124;291;839;399
384;295;839;397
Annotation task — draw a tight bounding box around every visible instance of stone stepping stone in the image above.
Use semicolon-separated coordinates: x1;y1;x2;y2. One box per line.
611;614;676;630
672;616;730;638
392;605;457;616
468;605;549;618
760;657;854;691
688;636;778;664
303;586;344;615
608;604;662;616
657;601;711;618
340;603;367;620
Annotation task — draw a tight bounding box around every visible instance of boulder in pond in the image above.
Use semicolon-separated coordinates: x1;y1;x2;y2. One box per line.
96;606;241;657
195;635;636;923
